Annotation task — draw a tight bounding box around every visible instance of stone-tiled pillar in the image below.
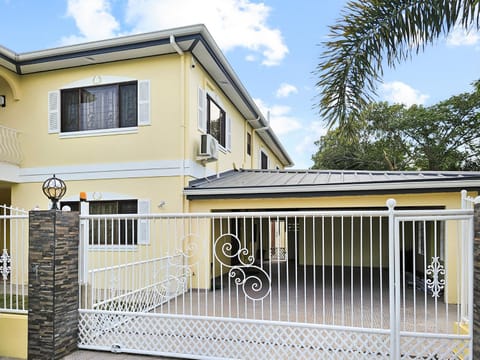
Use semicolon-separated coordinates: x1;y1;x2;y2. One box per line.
28;210;79;360
474;203;480;358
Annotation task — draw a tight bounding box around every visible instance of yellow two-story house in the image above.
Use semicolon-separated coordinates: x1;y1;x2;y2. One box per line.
0;24;292;215
1;24;479;360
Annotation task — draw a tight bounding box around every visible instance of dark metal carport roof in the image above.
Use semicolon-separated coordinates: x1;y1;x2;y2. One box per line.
185;168;480;199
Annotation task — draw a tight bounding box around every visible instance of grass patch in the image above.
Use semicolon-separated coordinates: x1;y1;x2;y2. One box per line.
0;294;28;310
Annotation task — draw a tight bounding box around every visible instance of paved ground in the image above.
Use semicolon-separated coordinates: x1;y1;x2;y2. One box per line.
0;350;181;360
62;350;181;359
1;264;460;359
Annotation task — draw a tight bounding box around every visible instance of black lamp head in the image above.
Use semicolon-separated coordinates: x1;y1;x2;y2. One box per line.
42;174;67;210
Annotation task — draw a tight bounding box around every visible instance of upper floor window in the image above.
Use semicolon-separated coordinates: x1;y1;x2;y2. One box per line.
48;79;150;134
198;87;231;150
207;95;226;147
61;82;137;132
247;132;252;156
260;150;269;169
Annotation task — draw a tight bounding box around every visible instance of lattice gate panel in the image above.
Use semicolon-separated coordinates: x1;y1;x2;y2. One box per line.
79;311;391;359
400;334;470;359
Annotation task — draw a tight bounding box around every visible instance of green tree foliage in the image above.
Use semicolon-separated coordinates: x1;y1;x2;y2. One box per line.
316;0;480;132
312;81;480;171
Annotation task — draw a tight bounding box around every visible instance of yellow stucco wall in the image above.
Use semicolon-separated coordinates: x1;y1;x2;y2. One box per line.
1;50;283;215
187;59;283;173
0;313;27;359
11;177;183;213
10;56;184;167
188;191;470;211
0;52;281;173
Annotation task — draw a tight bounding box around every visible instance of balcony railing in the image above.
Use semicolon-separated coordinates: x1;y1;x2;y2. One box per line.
0;125;22;165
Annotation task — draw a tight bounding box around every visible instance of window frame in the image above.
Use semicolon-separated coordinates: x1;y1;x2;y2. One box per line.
60;81;138;133
206;94;227;148
62;199;139;247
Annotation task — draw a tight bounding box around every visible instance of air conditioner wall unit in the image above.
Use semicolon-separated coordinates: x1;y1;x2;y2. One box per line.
197;133;219;162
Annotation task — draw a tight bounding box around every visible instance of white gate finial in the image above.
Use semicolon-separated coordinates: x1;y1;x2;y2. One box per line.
386;198;396;209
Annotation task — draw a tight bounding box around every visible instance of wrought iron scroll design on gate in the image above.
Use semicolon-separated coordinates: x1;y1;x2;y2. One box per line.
425;256;445;298
214;233;271;301
172;233;200;292
0;249;11;280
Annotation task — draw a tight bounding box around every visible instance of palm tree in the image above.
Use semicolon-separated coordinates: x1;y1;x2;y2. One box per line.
316;0;480;133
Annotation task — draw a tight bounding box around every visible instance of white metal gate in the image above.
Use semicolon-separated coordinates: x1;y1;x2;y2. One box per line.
77;200;473;359
391;205;472;358
0;204;28;314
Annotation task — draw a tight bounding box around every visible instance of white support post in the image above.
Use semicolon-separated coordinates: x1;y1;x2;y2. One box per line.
79;202;89;285
387;198;399;359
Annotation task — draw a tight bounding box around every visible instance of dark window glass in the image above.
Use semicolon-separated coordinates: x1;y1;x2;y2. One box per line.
247;132;251;155
61;82;137;132
119;83;138;127
61;89;79;132
261;151;268;169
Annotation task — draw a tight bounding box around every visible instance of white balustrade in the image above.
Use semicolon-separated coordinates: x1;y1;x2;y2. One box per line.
0;125;22;165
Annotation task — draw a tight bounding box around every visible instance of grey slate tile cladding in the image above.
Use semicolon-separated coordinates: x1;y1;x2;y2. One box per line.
28;210;79;360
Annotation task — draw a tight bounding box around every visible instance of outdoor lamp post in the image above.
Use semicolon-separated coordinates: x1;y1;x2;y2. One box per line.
42;174;67;210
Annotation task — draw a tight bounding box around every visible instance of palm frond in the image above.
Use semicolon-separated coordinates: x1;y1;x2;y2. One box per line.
316;0;480;132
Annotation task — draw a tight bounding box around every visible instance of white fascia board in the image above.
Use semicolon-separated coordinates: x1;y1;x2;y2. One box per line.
17;160;214;183
16;24;206;62
184;179;480;197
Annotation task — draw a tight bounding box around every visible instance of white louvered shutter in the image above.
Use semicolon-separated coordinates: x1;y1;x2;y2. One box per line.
138;80;150;126
198;87;206;132
137;199;150;245
226;115;232;151
48;90;60;133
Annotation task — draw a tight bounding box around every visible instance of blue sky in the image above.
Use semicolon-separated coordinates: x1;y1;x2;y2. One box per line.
1;0;479;169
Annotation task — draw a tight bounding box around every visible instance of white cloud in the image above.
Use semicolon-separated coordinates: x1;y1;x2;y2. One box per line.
276;83;298;98
380;81;429;107
125;0;288;66
294;121;327;158
255;98;328;169
61;0;120;44
447;26;480;46
61;0;288;65
254;98;301;135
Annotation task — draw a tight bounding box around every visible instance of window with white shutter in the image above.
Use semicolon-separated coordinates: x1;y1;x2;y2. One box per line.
51;79;151;133
61;199;141;246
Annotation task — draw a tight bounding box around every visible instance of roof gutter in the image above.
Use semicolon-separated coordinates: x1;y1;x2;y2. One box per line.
169;35;184;56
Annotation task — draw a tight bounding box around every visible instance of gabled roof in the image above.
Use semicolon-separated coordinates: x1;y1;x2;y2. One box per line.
0;24;293;167
185;168;480;199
